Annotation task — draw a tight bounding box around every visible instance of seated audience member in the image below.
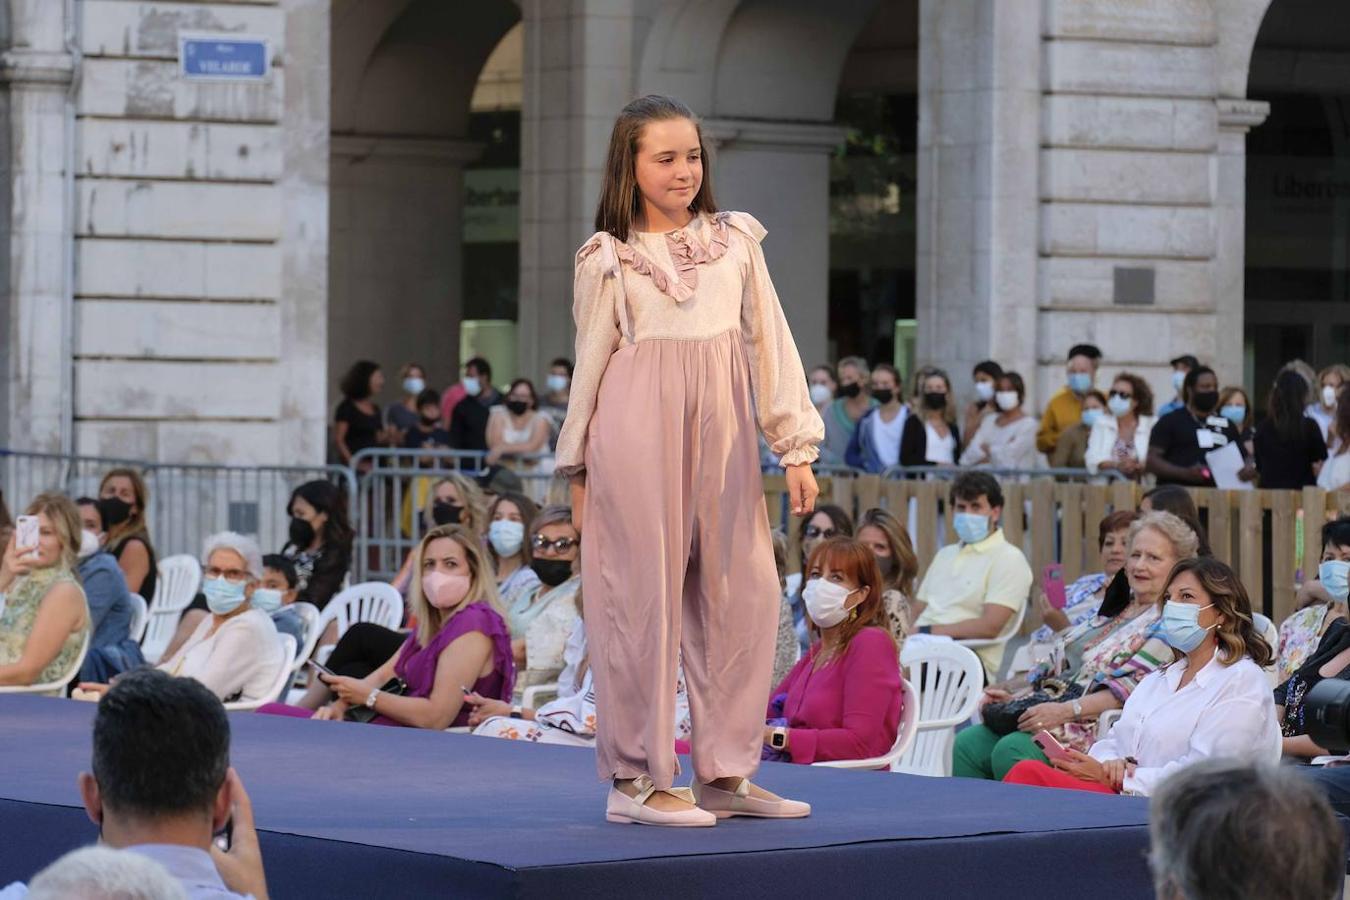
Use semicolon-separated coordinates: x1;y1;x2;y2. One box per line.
401;388;452;453
899;368;959;469
955;511;1191;781
1049;389;1106;470
764;537;903;766
1148;365;1252;487
0;493;90;689
81;533;284;705
1255;370;1328;490
393;473;488;594
1037;343;1101;458
1275;518;1350;682
845;363;908;474
9;845;187;900
820;356;874;467
98;468;158;602
281;480;353;611
486;491;541;610
1085;372;1154;480
486;378;553;471
855;508;918;650
1157;354;1197;418
511;506;582;699
1027;510;1137;644
1307;363;1350;443
1150;760;1342;900
1317;388;1350;492
770;532;799;689
1276;614;1350;760
264;524;514;729
0;489;11;546
911;472;1033;678
448;356;504;453
783;505;855;652
1003;557;1277;795
958;371;1038;470
960;360;1004;453
79;670;267;899
254;554;306;648
75;498;144;682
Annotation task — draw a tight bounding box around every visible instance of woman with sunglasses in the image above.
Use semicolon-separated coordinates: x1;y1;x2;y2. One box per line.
509;506;583;702
782;505;854;654
1086;373;1155;481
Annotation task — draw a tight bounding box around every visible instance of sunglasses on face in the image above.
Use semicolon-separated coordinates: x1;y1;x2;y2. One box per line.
532;535;577;553
1110;391;1133;400
804;526;837;540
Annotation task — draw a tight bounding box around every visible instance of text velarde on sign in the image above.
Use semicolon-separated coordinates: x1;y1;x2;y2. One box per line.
178;32;271;82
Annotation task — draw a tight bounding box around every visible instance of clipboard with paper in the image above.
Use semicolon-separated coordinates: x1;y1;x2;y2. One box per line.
1205;441;1252;491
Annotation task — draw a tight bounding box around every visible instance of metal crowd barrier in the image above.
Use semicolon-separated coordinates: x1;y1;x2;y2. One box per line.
878;464;1126;483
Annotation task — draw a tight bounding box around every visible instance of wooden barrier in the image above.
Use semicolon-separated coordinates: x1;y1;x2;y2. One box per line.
765;475;1350;632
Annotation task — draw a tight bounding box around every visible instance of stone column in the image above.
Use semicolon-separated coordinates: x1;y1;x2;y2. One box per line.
702;118;846;367
0;1;74;453
1214;98;1269;389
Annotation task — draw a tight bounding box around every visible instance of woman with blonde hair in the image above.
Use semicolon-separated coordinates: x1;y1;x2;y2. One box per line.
98;468;157;600
393;473;489;594
264;524;514;729
0;492;89;687
854;508;918;648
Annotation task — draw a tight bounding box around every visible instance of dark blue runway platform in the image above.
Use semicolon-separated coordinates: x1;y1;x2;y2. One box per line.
0;694;1154;898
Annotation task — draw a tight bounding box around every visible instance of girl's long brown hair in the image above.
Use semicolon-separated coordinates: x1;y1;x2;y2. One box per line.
594;95;718;242
99;468;151;550
1159;556;1273;668
804;537;893;657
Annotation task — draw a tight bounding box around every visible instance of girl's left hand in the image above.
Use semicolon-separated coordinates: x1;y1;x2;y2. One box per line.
321;675;371;707
785;464;818;517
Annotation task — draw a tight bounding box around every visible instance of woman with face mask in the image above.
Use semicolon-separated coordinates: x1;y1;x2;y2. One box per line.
960;360;1004;454
782;505;855;653
79;532;284;705
820;357;875;467
392;475;488;597
0;493;90;688
281;480;354;611
845;364;909;474
1049;390;1106;471
1275;519;1350;684
958;371;1038;471
486;379;553;478
1307;364;1350;443
486;492;541;613
899;369;960;471
1085;372;1155;481
761;537;903;768
509;506;583;702
539;358;574;450
854;508;918;650
262;525;515;729
1278;526;1350;758
97;468;157;602
807;365;837;412
73;498;145;683
387;362;429;439
1003;557;1278;795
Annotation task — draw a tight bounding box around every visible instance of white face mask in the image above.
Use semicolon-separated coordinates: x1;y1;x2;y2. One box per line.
403;377;425;395
974;381;995;403
1323;385;1338;408
802;577;859;629
994;391;1019;412
546;374;569;394
809;383;833;407
462;376;482;397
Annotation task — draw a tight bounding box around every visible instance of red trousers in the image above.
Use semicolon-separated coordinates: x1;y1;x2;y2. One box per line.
1002;760;1119;794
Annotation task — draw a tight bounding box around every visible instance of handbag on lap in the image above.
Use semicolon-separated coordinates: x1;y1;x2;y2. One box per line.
344;677;409;724
980;677;1083;736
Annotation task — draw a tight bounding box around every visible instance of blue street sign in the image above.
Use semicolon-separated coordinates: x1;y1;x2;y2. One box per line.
179;33;270;81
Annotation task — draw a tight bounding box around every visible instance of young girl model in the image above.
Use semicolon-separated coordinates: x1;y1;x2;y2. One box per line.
555;95;824;827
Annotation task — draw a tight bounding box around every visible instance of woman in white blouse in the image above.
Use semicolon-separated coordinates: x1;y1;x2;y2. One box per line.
1085;372;1155;479
78;532;284;705
958;371;1038;470
1003;556;1277;796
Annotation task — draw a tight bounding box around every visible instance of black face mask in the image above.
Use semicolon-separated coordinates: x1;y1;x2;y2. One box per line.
505;399;530;416
289;517;316;548
420;414;439;427
531;558;573;587
432;501;463;526
876;555;896;579
98;497;132;529
1191;391;1219;414
872;389;894;405
836;383;862;399
923;392;947;411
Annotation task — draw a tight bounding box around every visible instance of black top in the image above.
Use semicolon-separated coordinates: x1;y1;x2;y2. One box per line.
110;534;157;602
1276;617;1350;737
1254;417;1327;490
282;541;351;611
899;415;961;470
449;391;503;452
335;398;383;456
1148;407;1244;484
403;423;452;450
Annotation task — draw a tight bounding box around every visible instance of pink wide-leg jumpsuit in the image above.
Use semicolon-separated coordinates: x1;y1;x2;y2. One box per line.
554;211;823;790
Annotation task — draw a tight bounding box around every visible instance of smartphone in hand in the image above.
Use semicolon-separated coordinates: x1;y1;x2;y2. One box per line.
1033;730;1072;763
306;658;336;679
1042;564;1066;610
14;515;39;552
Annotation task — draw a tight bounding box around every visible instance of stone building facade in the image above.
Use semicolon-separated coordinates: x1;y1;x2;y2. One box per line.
0;0;1338;464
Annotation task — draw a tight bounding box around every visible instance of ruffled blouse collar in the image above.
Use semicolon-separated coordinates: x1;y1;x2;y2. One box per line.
619;212;733;302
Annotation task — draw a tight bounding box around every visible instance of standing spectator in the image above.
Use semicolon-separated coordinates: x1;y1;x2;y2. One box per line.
1318;388;1350;492
334;360;388;471
283;480;354;611
1255;370;1327;490
959;370;1037;470
899;368;959;469
386;362;428;439
401;388;452;452
1218;386;1254;457
98;469;157;603
807;364;837;411
1157;354;1198;417
75;498;144;682
1036;343;1102;457
1085;372;1155;480
448;356;504;454
855;508;918;650
539;357;573;446
1049;389;1106;470
960;360;1004;453
486;378;552;472
845;363;908;473
820;356;874;466
1147;365;1251;487
1307;364;1350;442
911;472;1033;678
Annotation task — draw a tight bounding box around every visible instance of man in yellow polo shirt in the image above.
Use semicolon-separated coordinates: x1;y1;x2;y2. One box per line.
911;472;1033;678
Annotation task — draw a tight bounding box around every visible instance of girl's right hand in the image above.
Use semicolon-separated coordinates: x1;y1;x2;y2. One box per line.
569;480;586;533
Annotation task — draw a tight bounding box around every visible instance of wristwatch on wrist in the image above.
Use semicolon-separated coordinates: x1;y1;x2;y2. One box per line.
770;727;788;750
918;625;932;635
364;689;379;709
509;705;524;719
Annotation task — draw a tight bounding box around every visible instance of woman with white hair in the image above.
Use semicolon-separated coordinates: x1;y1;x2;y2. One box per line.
78;532;283;705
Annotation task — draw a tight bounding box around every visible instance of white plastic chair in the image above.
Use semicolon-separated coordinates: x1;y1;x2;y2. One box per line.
224;634;297;712
1096;707;1122;739
522;681;560;709
895;640;985;776
312;582;404;665
140;555;203;664
287;601;322;676
956;600;1027;671
1253;613;1280;688
0;630;90;697
813;679;920;771
126;593;149;644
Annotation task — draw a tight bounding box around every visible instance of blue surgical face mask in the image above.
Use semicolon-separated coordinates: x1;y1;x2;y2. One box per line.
1319;560;1350;603
250;587;284;614
1220;405;1246;427
488;520;525;558
1081;408;1104;428
1159;601;1215;652
546;374;569;394
953;512;991;545
1107;395;1132;418
1172;370;1187;393
203;576;248;616
403;377;425;395
1068;372;1092;394
462;376;482;397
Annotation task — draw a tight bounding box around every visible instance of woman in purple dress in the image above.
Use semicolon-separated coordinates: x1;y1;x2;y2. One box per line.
261;524;514;729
